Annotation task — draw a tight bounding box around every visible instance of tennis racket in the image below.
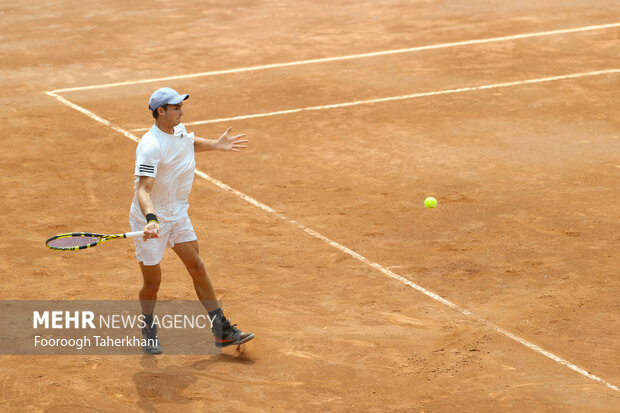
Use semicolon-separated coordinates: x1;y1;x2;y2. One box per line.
46;231;145;251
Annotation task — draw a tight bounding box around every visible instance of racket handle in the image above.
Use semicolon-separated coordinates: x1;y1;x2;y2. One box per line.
124;231;145;238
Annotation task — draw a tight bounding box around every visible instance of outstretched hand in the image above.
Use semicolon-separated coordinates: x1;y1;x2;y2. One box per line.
217;127;248;152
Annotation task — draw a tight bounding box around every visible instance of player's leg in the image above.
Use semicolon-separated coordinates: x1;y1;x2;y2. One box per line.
131;218;168;355
138;263;163;354
171;240;217;308
137;262;163;354
139;262;161;315
131;218;167;314
172;240;254;347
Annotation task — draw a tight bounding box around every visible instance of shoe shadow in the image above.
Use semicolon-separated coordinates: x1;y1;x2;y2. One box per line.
191;350;256;370
132;352;256;412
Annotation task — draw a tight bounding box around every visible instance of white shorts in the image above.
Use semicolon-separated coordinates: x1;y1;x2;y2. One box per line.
129;214;197;266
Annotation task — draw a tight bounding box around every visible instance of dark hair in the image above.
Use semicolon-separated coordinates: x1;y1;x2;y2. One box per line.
151;104;168;119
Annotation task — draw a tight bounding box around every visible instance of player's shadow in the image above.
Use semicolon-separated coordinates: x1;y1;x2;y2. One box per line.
132;352;255;412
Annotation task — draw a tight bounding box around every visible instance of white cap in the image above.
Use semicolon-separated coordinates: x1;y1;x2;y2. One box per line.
148;87;189;111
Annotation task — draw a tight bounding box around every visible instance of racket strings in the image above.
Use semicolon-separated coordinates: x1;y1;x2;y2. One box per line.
48;236;100;249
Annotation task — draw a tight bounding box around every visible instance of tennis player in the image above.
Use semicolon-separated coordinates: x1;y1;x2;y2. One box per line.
130;87;253;354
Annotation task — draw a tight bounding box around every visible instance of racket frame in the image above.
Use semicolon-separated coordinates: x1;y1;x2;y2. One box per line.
45;231;144;251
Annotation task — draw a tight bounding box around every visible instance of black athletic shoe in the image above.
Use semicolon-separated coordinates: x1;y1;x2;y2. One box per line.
141;324;162;354
212;315;254;348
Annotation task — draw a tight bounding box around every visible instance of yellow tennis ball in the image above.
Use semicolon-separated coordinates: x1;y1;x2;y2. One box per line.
424;197;437;209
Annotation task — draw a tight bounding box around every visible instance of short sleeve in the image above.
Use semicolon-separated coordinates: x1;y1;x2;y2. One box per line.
135;139;161;177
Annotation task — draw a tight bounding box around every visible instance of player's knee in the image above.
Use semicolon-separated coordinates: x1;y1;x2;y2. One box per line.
142;281;160;296
189;259;206;279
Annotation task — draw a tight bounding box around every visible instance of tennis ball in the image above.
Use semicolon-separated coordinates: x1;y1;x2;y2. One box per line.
424;197;437;209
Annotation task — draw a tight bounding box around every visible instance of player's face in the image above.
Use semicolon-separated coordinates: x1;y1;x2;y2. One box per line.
163;103;184;126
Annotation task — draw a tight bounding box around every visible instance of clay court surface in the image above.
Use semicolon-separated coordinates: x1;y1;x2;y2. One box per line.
1;0;619;411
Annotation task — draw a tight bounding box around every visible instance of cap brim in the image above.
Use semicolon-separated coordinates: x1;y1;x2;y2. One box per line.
167;94;190;105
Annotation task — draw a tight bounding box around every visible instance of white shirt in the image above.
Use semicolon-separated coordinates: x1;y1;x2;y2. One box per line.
130;123;196;223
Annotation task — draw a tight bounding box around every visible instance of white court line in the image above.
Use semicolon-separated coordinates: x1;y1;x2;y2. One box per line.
129;69;620;131
45;89;620;393
50;22;620;94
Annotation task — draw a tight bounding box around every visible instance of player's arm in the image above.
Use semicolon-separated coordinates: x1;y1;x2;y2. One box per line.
194;127;248;152
136;176;159;240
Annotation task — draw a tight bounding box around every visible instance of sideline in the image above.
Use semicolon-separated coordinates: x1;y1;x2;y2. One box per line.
124;69;620;131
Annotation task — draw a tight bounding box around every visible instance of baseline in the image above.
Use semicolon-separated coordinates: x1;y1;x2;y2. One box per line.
50;22;620;94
